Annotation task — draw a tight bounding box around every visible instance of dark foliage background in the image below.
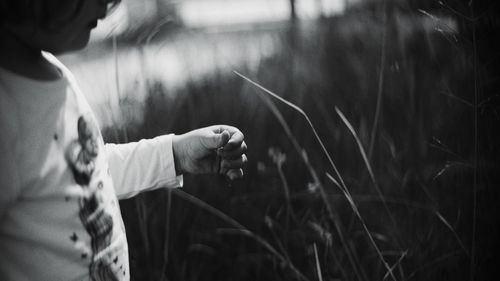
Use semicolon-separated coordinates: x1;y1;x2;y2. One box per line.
66;0;500;280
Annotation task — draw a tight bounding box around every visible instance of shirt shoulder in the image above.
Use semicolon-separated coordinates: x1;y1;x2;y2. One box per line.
0;64;69;193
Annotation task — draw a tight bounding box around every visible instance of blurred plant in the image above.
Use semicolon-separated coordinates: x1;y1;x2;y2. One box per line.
91;1;493;279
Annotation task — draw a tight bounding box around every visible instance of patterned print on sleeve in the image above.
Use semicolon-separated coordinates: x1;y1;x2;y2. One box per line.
65;114;124;281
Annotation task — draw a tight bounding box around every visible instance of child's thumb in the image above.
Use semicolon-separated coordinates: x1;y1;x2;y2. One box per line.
208;129;230;149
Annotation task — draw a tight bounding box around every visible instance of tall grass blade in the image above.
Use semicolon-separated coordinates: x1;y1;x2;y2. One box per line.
326;173;396;281
313;243;324;281
217;228;309;281
233;71;345;190
159;188;173;280
264;216;293;263
435;211;469;256
335;107;377;185
256;88;320;187
430;137;468;162
235;71;366;281
439;89;474;107
135;198;150;266
368;0;387;159
406;250;461;280
471;11;479;281
335;107;401;246
235;71;395;281
172;189;310;281
383;250;407;281
273;155;299;230
432;161;470;181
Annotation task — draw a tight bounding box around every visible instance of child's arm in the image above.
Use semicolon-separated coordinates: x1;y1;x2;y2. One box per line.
104;125;247;199
104;134;181;199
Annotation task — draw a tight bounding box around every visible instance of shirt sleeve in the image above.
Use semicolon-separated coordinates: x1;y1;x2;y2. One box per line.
104;134;183;199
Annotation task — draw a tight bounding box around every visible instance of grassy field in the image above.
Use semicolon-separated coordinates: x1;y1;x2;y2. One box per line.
80;1;499;280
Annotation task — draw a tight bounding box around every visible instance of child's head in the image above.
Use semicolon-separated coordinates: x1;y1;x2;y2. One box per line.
0;0;120;54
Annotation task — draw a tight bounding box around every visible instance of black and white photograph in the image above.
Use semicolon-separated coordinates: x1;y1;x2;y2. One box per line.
0;0;499;280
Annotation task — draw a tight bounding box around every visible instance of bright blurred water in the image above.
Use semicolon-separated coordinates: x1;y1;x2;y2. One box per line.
58;0;348;126
60;24;287;127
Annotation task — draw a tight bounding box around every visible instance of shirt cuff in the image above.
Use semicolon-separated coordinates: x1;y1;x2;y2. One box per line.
156;134;183;189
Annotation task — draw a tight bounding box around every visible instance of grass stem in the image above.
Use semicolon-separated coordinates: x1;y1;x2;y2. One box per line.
326;173;396;281
236;71;396;281
172;189;310;281
236;71;366;281
313;243;323;281
368;0;387;159
470;3;478;280
336;107;402;248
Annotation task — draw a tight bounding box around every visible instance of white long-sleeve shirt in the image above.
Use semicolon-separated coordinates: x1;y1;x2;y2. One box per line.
0;53;182;281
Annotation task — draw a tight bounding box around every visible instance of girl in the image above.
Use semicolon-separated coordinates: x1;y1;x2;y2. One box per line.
0;0;248;280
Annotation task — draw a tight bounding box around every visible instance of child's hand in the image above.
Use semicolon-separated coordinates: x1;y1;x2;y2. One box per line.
172;125;248;180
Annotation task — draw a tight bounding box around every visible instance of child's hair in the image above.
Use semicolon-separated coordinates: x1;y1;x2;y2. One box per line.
0;0;120;29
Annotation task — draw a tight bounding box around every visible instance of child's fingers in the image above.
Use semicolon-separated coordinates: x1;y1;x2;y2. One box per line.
218;141;247;158
210;125;244;150
220;154;248;173
226;168;244;180
223;130;244;150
